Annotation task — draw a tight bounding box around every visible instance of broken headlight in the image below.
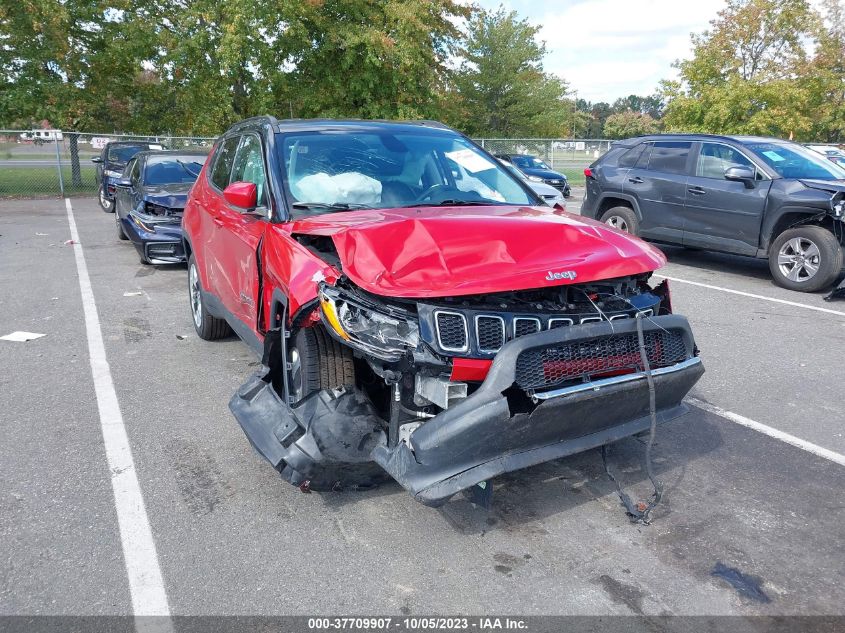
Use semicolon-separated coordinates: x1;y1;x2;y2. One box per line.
832;196;844;218
319;286;419;361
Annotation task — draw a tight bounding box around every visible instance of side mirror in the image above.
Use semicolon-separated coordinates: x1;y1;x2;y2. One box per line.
223;181;257;210
725;166;756;188
91;157;103;164
113;177;132;188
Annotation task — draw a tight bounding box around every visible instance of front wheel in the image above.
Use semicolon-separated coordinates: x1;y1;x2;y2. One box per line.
289;325;356;404
188;254;231;340
98;185;114;213
599;206;639;235
769;226;843;292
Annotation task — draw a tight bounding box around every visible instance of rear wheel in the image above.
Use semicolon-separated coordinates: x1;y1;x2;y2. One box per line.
769;226;842;292
600;206;639;235
98;186;114;213
188;254;231;340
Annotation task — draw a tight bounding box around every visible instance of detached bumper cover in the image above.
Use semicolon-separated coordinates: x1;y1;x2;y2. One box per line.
120;215;186;263
230;315;703;506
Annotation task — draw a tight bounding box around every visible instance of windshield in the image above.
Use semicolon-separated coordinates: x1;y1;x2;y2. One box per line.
278;130;535;214
746;142;845;180
108;144;152;164
502;163;529;182
144;155;206;185
511;155;550;170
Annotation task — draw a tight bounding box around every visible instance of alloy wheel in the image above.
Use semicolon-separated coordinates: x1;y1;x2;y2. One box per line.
777;237;821;283
189;264;202;328
605;215;629;233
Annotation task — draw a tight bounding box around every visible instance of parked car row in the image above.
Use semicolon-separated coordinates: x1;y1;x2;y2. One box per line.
583;134;845;296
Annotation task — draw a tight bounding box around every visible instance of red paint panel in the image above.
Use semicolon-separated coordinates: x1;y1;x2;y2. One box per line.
450;358;492;383
290;205;665;298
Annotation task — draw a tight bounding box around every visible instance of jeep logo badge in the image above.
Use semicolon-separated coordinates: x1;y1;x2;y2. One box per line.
545;270;577;281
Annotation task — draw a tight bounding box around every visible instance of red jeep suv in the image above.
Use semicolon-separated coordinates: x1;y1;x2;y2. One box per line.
182;116;704;506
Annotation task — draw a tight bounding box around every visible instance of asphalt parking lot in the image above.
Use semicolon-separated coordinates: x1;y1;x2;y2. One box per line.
1;194;844;620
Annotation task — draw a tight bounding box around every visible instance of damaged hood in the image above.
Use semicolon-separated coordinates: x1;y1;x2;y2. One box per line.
290;205;666;298
141;182;194;209
798;179;845;194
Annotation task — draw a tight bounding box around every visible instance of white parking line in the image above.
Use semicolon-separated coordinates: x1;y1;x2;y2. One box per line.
65;199;173;628
655;274;845;318
687;397;845;467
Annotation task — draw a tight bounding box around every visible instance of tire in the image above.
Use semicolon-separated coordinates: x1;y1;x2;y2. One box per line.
290;325;356;403
768;226;843;293
188;254;231;340
284;325;387;491
98;185;114;213
599;205;639;235
116;214;128;240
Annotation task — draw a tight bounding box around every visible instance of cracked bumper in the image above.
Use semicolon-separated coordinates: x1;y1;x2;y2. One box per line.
230;316;703;506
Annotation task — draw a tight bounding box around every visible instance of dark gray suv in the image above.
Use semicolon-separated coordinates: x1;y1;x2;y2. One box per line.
582;134;845;293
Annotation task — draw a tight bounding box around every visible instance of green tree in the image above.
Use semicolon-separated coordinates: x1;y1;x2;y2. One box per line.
603;110;659;139
806;0;845;141
452;7;570;137
661;0;820;138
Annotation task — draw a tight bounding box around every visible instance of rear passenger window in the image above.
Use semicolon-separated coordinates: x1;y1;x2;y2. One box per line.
210;136;240;190
618;144;646;168
647;141;692;174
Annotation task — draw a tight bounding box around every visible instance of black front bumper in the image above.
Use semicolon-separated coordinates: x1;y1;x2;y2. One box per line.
230;316;703;506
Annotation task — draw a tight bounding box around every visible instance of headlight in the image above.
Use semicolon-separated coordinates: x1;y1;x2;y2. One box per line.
319;287;419;361
105;169;123;178
832;195;845;218
527;175;544;182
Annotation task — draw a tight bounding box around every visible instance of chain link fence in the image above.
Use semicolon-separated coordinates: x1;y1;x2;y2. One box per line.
475;138;615;185
0;130;217;198
1;131;614;198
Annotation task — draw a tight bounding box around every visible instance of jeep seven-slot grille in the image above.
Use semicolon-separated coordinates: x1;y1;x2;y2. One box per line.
432;309;654;355
514;329;687;392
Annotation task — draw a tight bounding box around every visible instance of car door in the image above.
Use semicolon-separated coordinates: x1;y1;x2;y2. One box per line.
114;157;140;221
198;135;241;308
682;142;772;255
623;140;693;244
208;133;270;333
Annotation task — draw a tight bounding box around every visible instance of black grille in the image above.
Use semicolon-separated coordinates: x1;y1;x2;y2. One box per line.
436;312;467;350
515;329;687;391
514;318;541;338
476;316;504;351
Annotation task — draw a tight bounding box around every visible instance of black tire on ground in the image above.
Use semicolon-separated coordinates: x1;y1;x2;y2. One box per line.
188;254;231;340
98;185;114;213
768;226;843;293
293;325;356;400
599;205;639;235
116;215;128;240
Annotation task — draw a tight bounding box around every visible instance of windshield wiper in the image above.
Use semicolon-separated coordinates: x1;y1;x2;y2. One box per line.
398;199;510;208
291;202;373;212
176;160;201;178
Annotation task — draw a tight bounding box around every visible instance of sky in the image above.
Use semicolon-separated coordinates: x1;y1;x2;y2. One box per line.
474;0;727;103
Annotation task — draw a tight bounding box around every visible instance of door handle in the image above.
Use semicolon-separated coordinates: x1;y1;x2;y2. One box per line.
688;186;706;195
628;176;644;184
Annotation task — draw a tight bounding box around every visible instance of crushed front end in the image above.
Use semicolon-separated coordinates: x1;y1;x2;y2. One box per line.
230;274;703;506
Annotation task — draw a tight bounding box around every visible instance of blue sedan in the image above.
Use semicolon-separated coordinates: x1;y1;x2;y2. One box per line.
113;150;207;264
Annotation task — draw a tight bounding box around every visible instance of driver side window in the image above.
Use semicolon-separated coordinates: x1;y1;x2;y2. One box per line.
697;143;755;180
230;134;268;207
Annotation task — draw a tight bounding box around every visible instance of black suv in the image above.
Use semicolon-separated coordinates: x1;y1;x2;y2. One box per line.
91;141;161;212
582;135;845;293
